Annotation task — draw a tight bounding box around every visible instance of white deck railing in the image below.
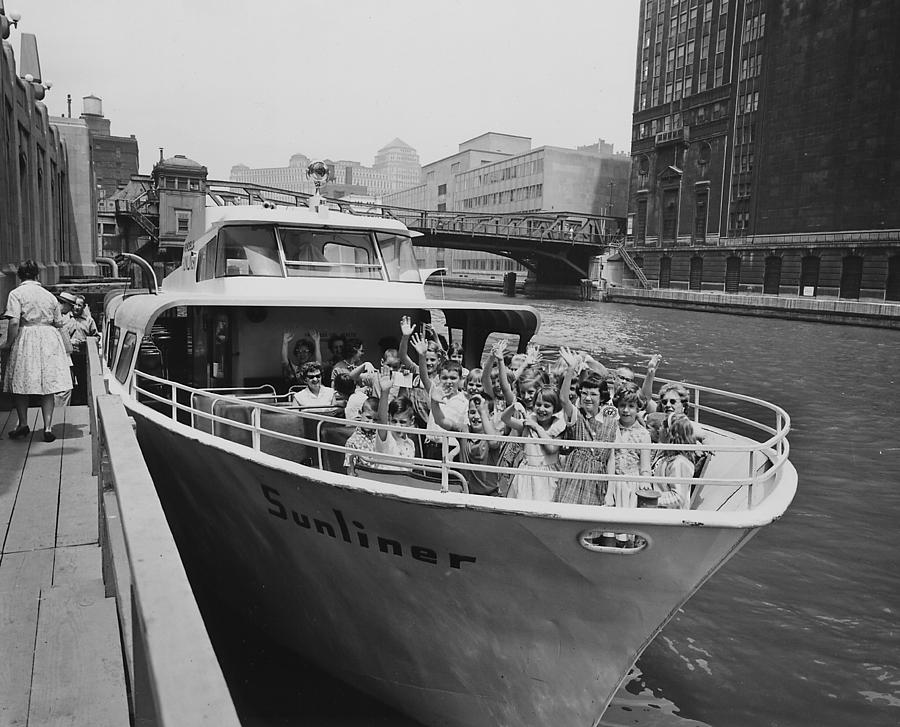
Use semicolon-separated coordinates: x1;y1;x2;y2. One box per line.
130;370;791;507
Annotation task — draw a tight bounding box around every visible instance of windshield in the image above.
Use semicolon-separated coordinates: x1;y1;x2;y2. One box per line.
216;225;283;277
376;232;422;283
279;228;383;280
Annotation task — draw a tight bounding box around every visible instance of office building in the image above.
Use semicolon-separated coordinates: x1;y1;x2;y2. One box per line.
230;139;422;199
626;0;900;300
385;132;630;284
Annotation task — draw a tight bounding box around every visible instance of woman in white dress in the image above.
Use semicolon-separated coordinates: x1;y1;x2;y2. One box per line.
2;260;72;442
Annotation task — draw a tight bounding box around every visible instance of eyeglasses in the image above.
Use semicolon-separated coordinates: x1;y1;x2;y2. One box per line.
307;373;322;379
661;397;681;405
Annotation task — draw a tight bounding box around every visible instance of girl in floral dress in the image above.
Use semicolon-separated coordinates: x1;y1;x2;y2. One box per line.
502;386;566;502
605;387;652;508
553;348;619;505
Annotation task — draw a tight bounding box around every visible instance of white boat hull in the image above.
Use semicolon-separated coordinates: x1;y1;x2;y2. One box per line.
130;405;758;727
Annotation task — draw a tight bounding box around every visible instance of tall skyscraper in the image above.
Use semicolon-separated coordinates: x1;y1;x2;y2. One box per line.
627;0;900;300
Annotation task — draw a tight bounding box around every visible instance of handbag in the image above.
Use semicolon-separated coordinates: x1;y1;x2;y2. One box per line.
59;327;74;355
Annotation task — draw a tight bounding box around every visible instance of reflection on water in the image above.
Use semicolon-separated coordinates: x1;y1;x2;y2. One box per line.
216;289;900;727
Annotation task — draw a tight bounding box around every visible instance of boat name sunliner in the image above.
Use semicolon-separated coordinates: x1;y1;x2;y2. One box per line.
262;484;478;569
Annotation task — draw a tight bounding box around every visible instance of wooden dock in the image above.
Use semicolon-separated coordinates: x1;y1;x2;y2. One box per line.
0;405;130;727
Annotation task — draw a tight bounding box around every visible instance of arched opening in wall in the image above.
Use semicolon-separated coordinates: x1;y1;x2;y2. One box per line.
800;255;820;296
763;255;782;295
839;255;863;300
725;255;741;293
659;256;672;288
886;255;900;301
689;256;703;291
661;188;679;245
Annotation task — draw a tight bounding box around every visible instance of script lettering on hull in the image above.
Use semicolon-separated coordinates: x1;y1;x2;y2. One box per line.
261;484;477;569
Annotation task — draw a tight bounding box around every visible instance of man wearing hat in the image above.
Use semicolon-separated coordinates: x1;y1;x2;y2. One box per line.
60;291;97;405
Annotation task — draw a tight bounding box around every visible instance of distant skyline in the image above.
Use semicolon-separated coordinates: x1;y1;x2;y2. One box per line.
18;0;640;179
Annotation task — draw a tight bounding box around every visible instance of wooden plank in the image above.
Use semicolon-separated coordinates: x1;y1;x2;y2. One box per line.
0;408;39;548
0;549;54;727
57;406;98;547
4;416;64;553
53;544;103;585
98;394;241;726
29;580;129;727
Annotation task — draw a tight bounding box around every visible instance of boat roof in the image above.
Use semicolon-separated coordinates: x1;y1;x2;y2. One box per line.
111;290;540;338
204;204;412;234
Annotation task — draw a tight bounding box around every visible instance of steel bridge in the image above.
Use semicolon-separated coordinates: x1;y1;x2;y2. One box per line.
119;179;648;288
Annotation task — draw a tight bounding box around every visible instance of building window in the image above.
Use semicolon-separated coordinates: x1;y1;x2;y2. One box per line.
694;189;708;243
635;198;648;243
437;184;446;196
437;203;446;212
176;210;191;235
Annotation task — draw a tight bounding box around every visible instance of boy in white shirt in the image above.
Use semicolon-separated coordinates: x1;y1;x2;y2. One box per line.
411;333;467;460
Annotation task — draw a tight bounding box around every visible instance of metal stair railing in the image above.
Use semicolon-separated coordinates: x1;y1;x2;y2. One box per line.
610;240;651;289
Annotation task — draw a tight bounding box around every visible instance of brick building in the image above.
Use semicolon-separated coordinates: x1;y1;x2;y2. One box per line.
1;29;91;304
626;0;900;300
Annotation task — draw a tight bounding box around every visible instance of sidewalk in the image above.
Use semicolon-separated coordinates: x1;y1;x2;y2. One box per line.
0;405;129;726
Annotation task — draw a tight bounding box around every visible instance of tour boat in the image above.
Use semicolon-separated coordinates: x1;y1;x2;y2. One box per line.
101;169;797;727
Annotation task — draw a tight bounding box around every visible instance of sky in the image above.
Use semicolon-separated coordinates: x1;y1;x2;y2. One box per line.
15;0;641;179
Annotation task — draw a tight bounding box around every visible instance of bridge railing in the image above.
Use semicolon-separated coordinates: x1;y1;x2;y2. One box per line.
87;342;241;726
205;179;624;246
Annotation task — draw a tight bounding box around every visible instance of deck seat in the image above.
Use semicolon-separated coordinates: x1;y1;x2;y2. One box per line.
258;408;310;463
190;392;217;434
351;463;468;493
211;401;254;447
317;420;356;472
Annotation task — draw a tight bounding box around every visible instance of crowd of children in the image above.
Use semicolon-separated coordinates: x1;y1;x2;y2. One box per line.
293;316;703;509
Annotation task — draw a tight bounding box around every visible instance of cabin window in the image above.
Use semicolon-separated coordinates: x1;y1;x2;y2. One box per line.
376;233;423;282
196;234;218;281
279;228;382;280
115;331;138;384
217;225;283;277
106;325;120;369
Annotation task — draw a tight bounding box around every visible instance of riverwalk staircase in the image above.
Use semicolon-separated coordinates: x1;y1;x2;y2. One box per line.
609;239;652;289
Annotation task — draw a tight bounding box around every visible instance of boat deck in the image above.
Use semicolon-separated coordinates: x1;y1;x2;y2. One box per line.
0;405;129;727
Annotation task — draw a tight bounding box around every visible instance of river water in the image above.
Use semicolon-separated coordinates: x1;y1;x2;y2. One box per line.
210;289;900;727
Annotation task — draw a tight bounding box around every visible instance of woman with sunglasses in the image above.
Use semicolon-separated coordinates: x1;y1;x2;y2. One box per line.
656;382;707;445
292;362;336;409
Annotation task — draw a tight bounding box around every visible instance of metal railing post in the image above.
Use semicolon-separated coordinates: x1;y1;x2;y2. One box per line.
251;406;261;451
441;436;449;493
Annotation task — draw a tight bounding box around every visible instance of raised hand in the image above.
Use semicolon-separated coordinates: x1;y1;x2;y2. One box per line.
647;353;661;372
559;346;578;368
283;331;295;345
525;342;542;366
490;338;508;359
309;329;321;343
400;316;415;337
410;332;428;356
